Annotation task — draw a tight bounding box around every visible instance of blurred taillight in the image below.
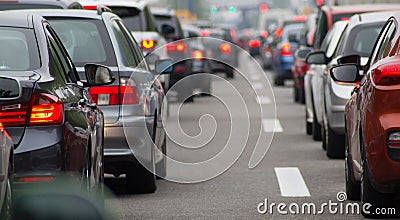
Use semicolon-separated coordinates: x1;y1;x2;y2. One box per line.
280;43;291;56
89;77;139;106
200;30;210;37
141;40;155;50
372;64;400;85
249;39;261;48
191;50;203;60
176;43;187;52
29;93;64;126
265;47;271;53
220;43;231;54
82;5;97;10
166;42;187;52
0;103;28;127
389;132;400;148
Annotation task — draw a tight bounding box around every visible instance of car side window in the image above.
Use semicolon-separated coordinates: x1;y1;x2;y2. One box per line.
116;20;148;70
313;10;327;49
111;20;140;68
370;21;396;65
45;25;78;83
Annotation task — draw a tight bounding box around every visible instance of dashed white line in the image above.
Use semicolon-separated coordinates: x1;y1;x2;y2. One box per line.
256;96;272;104
262;119;283;133
274;167;311;197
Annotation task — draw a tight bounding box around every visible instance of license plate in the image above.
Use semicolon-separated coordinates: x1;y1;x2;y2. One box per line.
97;94;110;106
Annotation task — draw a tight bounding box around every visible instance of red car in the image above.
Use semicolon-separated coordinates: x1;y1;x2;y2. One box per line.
330;13;400;218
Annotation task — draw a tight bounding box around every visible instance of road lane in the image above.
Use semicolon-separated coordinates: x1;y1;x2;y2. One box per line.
105;53;362;219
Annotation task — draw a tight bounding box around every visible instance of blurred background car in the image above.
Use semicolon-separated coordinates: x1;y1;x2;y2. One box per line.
38;9;169;193
0;123;13;220
307;11;394;158
0;0;82;10
0;11;111;199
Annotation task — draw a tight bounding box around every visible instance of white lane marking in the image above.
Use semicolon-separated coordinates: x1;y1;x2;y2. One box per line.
262;119;283;133
251;75;260;81
274;167;311;197
256;96;272;105
253;82;264;90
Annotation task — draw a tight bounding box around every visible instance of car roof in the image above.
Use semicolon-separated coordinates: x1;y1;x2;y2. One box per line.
5;9;102;20
78;0;147;10
347;11;396;29
0;12;33;28
151;7;175;16
322;4;400;15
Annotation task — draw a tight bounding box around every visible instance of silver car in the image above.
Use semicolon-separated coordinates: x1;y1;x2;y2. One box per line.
306;11;392;158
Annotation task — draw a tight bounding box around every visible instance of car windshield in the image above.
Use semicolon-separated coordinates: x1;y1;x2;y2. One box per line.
0;27;40;71
108;6;143;31
47;18;117;67
344;23;384;57
282;24;303;41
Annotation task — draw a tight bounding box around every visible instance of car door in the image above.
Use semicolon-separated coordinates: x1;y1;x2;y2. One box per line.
44;23;100;185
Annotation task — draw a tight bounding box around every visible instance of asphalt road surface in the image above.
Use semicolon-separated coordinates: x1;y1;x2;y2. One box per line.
104;53;364;219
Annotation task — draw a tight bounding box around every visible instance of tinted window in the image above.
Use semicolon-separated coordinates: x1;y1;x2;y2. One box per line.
322;22;347;58
109;6;143;31
112;20;139;67
0;28;40;71
313;10;327;49
343;23;384;57
48;18;117;67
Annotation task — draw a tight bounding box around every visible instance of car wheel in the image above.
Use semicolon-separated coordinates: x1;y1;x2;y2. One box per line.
345;134;360;201
126;164;156;194
321;116;327;150
293;86;299;102
225;66;234;78
299;89;305;104
361;154;395;218
326;125;345;159
0;168;12;220
156;136;167;180
305;108;312;135
312;109;322;141
274;76;284;86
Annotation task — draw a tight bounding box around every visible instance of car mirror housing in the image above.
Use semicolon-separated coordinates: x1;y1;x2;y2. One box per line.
306;51;327;65
155;59;173;75
337;54;361;66
84;64;114;86
295;47;313;60
330;64;360;83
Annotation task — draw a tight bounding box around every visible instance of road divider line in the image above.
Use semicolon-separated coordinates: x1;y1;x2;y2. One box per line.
262;119;283;133
256;96;272;105
274;167;311;197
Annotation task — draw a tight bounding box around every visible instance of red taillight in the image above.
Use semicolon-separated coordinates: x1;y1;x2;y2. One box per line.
200;30;210;37
372;64;400;85
0;104;28;127
280;43;291;56
17;176;55;183
89;78;139;105
341;17;350;21
141;40;155;50
191;50;203;60
220;43;231;54
293;15;307;22
166;44;176;51
260;31;269;38
265;47;271;53
249;39;261;48
275;28;283;37
82;5;97;10
29;93;64;126
166;42;187;52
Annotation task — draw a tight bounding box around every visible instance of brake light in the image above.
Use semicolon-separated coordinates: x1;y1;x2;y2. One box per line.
341;17;350;21
17;176;55;183
82;5;97;10
220;43;231;54
29;93;64;126
389;132;400;148
275;28;283;37
260;31;268;38
176;43;187;52
191;50;203;60
0;103;28;127
89;78;139;105
141;40;155;50
280;43;291;56
200;30;210;37
265;47;271;53
372;64;400;85
249;39;261;48
166;44;175;51
293;16;307;22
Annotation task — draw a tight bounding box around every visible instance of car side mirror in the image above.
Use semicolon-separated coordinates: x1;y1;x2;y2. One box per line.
337;54;361;66
161;24;175;36
155;59;173;75
84;64;114;86
295;48;313;60
306;51;327;65
330;64;360;83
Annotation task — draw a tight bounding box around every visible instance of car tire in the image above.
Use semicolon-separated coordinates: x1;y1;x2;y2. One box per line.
361;154;395;218
126;164;156;194
321;117;327;150
345;134;360;201
299;89;305;104
312;109;322;141
225;66;234;78
294;86;299;102
326;125;345;159
305;108;312;135
274;76;284;86
156;136;167;180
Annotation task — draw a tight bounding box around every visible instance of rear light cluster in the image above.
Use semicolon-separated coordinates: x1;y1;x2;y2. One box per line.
191;50;204;60
372;64;400;85
249;39;261;48
166;42;187;52
0;93;64;127
141;40;156;50
88;77;140;106
200;30;210;37
280;43;291;56
388;132;400;148
219;43;231;54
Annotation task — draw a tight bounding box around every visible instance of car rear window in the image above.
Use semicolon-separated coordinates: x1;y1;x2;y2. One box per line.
108;6;144;31
343;23;384;57
0;27;40;71
47;18;117;67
